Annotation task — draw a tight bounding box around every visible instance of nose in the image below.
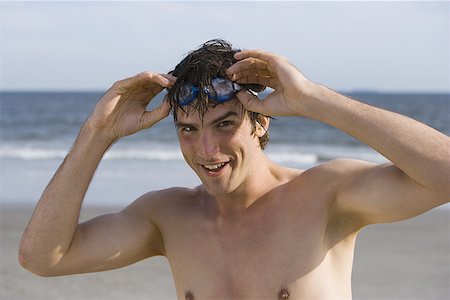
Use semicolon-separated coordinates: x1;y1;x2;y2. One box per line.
198;130;220;159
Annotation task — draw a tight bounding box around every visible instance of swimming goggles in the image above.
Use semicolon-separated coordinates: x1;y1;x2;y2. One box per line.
173;77;246;106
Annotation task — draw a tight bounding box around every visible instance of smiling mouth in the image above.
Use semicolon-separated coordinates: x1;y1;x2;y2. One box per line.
201;162;229;172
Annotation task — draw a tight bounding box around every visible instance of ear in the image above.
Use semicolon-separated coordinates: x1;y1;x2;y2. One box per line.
255;115;270;137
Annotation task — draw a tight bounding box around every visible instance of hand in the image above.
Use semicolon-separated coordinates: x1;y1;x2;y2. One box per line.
226;50;314;117
86;72;176;143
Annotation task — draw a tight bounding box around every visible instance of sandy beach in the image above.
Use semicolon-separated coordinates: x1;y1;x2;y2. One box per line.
1;204;448;300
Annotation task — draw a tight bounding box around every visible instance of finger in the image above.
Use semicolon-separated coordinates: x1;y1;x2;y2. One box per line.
237;76;274;88
227;58;269;76
231;68;274;81
230;67;272;80
137;72;175;89
235;90;265;114
161;74;177;85
115;72;174;94
233;74;274;89
141;99;170;129
234;49;278;62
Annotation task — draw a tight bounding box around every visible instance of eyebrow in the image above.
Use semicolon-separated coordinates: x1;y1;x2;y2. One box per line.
175;111;239;129
209;111;239;126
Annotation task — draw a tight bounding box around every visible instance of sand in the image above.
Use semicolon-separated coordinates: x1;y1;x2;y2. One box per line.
1;204;448;300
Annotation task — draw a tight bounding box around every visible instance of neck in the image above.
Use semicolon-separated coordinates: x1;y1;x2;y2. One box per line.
211;152;282;217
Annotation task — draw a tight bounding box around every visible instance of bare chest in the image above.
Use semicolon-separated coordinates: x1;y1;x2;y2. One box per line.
162;198;336;299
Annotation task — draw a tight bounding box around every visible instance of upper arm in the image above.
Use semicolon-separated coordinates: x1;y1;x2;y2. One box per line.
50;193;164;276
332;159;448;226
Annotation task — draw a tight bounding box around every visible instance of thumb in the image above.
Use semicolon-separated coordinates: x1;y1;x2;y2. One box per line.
236;90;265;114
141;100;170;129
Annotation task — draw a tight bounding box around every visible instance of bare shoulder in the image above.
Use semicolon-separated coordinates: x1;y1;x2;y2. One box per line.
303;158;382;205
291;158;375;188
309;159;432;226
310;158;375;174
123;186;206;224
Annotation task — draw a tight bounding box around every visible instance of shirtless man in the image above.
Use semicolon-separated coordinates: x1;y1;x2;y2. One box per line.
19;40;450;299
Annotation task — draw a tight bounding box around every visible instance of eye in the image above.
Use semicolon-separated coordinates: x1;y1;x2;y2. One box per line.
217;120;233;128
184;126;196;132
178;125;196;133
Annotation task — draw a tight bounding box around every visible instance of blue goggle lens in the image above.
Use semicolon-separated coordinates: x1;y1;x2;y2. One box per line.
175;78;242;106
177;84;199;106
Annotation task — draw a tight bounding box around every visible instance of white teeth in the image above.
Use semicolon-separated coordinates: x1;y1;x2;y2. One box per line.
203;162;226;170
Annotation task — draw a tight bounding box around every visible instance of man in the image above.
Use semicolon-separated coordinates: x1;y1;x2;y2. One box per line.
19;40;450;299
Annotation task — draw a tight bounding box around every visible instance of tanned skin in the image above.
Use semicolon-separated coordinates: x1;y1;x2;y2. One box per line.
19;50;450;299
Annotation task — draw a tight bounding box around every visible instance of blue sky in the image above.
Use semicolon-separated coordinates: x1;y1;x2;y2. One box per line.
0;1;449;92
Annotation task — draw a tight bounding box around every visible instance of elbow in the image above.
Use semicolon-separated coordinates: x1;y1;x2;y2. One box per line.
18;250;37;275
18;243;58;277
18;248;46;277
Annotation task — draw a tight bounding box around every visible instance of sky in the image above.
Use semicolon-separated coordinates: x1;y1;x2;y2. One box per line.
0;1;449;92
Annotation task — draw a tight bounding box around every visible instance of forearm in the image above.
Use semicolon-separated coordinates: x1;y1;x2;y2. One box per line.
19;123;113;273
304;84;450;194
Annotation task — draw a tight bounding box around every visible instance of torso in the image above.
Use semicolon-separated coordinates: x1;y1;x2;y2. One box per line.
148;164;362;300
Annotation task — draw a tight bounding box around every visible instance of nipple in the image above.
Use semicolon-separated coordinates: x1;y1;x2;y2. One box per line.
185;291;194;300
278;288;290;299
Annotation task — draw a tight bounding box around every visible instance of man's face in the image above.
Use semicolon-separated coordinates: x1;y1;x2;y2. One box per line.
175;100;262;197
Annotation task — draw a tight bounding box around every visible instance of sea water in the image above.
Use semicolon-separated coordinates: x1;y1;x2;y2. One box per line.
1;91;449;207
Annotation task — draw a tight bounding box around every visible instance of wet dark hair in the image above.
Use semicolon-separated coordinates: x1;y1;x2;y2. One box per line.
167;39;269;149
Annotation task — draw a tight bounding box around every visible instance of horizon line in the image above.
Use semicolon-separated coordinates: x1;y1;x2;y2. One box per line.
1;89;449;95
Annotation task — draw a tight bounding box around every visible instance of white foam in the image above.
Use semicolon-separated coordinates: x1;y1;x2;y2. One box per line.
0;148;68;160
0;143;387;165
0;146;184;161
104;149;183;161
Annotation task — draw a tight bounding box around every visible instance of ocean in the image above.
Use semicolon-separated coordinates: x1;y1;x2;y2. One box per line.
1;91;449;207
